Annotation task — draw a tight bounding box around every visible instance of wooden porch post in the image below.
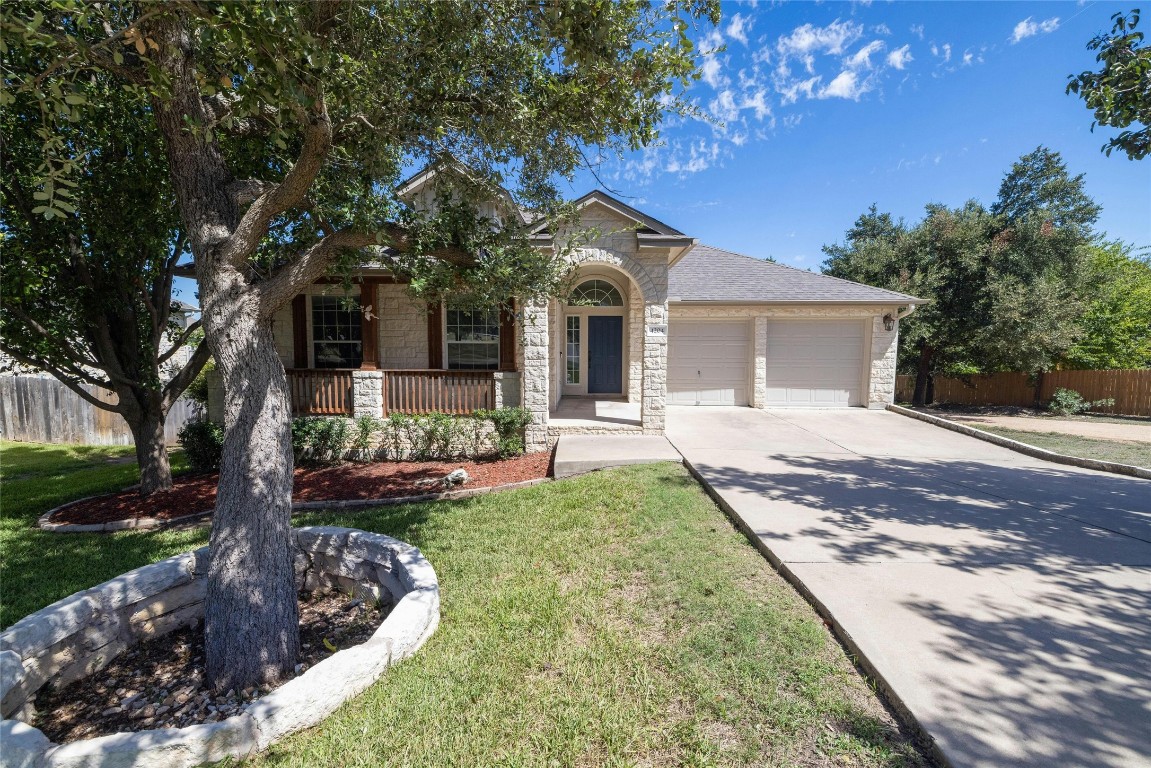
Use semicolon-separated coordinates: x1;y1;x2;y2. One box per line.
427;302;443;369
360;279;380;369
292;294;308;368
499;299;517;372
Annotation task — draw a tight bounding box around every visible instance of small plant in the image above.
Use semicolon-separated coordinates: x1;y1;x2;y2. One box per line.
351;416;381;462
177;420;224;473
291;417;351;466
1047;388;1116;416
184;360;215;408
475;406;533;458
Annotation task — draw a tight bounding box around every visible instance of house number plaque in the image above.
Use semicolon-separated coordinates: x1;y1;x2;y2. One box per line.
646;324;668;336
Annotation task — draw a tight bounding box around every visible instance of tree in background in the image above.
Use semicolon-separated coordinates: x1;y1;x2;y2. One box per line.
1;79;210;494
1062;242;1151;369
822;147;1100;405
2;0;718;693
1067;9;1149;160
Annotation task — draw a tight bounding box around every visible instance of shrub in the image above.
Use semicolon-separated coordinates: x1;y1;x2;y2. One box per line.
350;415;381;462
291;417;351;466
1047;388;1116;416
177;420;224;473
475;406;533;457
184;359;214;408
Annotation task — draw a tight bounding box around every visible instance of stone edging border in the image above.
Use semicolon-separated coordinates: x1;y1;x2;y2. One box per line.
37;477;554;534
1;527;440;768
886;404;1151;480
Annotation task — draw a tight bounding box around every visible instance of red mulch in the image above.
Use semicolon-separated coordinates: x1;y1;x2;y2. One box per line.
49;452;552;526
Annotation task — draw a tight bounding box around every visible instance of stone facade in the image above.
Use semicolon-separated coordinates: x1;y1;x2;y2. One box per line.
521;297;550;453
376;283;429;370
351;370;383;419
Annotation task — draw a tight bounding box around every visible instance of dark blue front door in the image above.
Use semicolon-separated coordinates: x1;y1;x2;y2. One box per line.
588;316;623;394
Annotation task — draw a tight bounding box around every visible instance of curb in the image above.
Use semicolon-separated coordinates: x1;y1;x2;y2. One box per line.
678;457;953;768
887;405;1151;480
38;477;554;534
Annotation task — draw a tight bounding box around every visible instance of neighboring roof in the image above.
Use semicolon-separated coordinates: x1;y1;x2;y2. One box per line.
669;244;926;304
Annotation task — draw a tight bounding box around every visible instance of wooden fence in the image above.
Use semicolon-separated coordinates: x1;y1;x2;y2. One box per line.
0;375;200;445
895;369;1151;416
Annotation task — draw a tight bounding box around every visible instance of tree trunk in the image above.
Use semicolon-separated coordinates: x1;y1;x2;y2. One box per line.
127;401;173;495
203;304;300;693
912;345;935;407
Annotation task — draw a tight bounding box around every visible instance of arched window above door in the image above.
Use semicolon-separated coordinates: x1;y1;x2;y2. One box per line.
568;279;624;307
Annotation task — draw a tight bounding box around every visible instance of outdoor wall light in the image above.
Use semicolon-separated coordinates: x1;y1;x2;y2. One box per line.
882;313;895;332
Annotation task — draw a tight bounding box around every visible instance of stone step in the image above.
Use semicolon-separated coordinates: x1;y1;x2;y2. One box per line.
552;435;682;478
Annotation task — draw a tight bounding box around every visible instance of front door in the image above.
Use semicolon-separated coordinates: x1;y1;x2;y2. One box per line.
588;316;623;394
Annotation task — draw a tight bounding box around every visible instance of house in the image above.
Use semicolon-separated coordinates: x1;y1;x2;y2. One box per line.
206;173;925;453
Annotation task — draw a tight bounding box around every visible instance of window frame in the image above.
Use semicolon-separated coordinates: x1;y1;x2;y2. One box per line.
310;294;363;369
443;305;501;371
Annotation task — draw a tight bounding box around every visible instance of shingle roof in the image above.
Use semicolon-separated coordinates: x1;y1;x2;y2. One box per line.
669;244;926;304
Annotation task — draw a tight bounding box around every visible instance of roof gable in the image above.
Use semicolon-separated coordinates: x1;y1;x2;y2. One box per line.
530;190;685;237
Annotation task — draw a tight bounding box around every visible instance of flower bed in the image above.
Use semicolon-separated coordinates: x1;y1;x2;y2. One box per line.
44;452;552;528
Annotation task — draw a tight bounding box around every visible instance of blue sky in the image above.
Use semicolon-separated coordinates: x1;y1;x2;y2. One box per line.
567;0;1151;271
174;1;1149;304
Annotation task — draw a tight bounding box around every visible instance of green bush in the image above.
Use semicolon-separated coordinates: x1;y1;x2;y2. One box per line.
291;417;352;466
184;359;214;408
1047;387;1116;416
177;420;224;473
474;406;533;458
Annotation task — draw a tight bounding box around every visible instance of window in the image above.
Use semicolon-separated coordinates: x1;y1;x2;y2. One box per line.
311;295;362;368
569;279;623;307
446;307;500;370
566;316;580;384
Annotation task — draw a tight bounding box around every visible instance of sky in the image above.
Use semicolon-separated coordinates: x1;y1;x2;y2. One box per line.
174;1;1150;304
565;0;1151;271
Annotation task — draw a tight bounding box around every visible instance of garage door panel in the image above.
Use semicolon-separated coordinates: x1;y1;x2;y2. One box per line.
765;320;865;407
669;320;749;406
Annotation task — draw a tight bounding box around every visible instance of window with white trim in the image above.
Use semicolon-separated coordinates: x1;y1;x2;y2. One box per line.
311;295;362;368
569;279;623;307
446;307;500;370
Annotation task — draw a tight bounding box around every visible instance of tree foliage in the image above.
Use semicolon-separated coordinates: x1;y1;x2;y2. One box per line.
1061;242;1151;369
1;0;720;693
1067;9;1150;160
0;67;209;493
822;147;1101;404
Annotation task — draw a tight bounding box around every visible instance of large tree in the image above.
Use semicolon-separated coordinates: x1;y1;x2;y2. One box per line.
822;147;1100;405
1067;9;1150;160
1;74;210;494
1062;241;1151;369
2;0;718;693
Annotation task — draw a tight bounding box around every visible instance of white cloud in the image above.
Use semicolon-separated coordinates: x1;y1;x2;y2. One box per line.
727;13;752;45
962;51;973;66
709;89;740;123
777;20;863;61
819;70;874;100
666;140;721;174
846;40;885;70
741;88;772;120
886;44;913;69
909;24;925;40
1011;16;1060;43
872;23;892;36
931;42;952;62
699;28;728;89
775;73;821;105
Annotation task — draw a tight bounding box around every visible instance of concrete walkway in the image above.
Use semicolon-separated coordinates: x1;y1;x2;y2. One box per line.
553;434;681;478
667;407;1151;768
935;413;1150;442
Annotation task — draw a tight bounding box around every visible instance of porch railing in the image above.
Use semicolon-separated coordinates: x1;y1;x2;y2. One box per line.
286;369;354;416
384;370;495;415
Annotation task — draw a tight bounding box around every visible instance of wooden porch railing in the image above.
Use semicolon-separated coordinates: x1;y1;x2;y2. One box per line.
286;369;354;416
383;370;495;415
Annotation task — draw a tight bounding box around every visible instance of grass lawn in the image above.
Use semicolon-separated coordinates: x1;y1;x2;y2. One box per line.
973;426;1151;468
1;442;929;767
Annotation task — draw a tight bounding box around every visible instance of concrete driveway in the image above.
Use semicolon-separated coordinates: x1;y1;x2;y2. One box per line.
667;407;1151;768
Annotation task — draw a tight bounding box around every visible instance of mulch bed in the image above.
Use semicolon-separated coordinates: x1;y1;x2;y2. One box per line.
49;451;552;526
34;591;388;744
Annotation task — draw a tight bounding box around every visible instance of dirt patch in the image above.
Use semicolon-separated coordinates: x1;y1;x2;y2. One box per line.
34;591;388;744
48;451;552;526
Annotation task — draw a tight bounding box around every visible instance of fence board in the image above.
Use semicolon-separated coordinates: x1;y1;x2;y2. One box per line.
0;375;199;445
895;369;1151;416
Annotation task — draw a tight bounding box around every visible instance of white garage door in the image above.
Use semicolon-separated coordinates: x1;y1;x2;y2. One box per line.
765;319;866;407
669;320;750;405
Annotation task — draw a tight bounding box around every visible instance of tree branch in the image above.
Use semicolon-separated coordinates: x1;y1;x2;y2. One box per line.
255;227;380;316
0;345;120;412
162;339;212;410
219;95;333;268
157;319;202;366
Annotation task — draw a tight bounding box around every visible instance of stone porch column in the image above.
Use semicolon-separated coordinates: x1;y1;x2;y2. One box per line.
521;298;550;452
641;299;668;435
351;370;384;419
869;310;899;409
753;316;768;408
